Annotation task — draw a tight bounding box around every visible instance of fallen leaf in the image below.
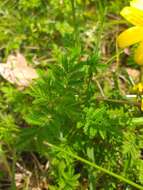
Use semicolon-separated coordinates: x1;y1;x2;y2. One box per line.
0;52;38;87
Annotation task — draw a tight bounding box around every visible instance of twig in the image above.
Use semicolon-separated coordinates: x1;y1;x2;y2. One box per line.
95;96;140;107
95;80;105;97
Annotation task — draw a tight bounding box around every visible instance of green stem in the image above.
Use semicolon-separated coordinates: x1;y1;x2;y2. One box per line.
140;66;143;83
11;149;16;190
87;147;96;190
2;153;12;179
104;50;124;65
132;117;143;125
70;0;78;42
44;141;143;190
70;0;76;24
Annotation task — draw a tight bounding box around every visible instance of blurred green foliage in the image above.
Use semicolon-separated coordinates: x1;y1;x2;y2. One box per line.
0;0;143;189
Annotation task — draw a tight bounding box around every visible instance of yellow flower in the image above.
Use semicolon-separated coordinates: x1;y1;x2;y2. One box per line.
117;0;143;65
133;82;143;92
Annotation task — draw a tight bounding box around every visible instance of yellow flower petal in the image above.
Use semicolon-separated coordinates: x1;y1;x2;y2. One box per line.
117;26;143;48
120;6;143;26
135;41;143;65
133;83;143;92
130;0;143;11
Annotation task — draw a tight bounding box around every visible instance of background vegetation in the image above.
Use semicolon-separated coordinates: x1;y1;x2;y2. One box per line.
1;0;143;189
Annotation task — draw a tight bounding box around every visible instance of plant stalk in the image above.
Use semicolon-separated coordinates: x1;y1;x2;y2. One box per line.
44;141;143;190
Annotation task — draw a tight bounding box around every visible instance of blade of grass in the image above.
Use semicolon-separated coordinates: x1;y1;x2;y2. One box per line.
104;50;124;65
44;141;143;190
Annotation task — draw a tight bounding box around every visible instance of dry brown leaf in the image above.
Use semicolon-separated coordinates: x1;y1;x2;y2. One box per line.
0;52;38;87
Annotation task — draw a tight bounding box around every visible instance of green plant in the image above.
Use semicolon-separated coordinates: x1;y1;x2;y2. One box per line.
0;0;143;190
